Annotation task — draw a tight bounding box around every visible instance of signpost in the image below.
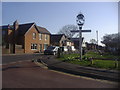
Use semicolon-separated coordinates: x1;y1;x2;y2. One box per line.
71;12;91;60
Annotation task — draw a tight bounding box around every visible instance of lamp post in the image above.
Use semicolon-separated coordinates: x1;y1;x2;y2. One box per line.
76;12;85;60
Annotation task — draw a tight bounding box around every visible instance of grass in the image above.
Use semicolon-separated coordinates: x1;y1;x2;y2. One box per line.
84;51;120;59
57;51;120;70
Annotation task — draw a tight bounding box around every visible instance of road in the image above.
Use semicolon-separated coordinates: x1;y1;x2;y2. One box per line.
2;53;43;64
2;61;118;88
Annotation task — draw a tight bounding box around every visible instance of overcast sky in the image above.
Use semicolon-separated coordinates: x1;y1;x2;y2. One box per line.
2;2;118;45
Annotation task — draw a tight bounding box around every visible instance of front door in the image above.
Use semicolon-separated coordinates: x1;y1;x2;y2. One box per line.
40;44;42;52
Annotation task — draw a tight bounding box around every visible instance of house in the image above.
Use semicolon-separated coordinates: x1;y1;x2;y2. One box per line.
85;42;97;50
85;42;104;50
50;34;74;47
1;20;51;54
70;37;85;49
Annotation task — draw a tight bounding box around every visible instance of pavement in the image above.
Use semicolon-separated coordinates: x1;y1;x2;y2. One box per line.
2;53;42;64
37;55;120;83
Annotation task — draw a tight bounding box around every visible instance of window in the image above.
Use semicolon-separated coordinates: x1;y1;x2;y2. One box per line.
45;34;48;40
39;33;42;40
31;43;37;50
33;33;36;39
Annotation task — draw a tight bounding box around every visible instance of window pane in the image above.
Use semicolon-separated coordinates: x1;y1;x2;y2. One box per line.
33;33;36;39
39;33;42;40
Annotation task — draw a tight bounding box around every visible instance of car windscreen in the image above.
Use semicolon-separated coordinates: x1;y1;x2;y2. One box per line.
47;46;55;50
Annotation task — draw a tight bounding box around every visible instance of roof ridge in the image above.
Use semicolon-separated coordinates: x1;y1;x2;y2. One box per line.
19;22;34;25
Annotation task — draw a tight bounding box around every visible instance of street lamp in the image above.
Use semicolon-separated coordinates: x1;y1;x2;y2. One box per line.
76;12;85;60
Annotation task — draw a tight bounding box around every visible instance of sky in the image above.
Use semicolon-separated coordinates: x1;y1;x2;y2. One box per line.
2;2;118;46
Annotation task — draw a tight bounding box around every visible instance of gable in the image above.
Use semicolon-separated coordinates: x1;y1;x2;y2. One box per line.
18;23;35;36
25;24;39;36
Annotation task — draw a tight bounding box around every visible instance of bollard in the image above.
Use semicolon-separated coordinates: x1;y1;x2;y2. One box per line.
115;58;118;68
57;48;61;58
90;57;93;65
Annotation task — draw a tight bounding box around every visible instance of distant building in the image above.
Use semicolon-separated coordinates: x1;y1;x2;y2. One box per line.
50;34;74;47
85;42;104;50
69;37;85;49
1;20;51;54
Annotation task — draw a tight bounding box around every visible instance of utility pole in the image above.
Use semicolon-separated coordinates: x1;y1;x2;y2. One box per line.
96;30;98;51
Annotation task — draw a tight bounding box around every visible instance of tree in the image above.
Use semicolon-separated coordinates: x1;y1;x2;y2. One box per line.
90;39;97;44
58;24;78;38
101;32;120;54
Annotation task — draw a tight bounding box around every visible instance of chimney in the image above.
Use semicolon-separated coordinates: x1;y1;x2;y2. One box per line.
13;20;19;31
8;24;10;29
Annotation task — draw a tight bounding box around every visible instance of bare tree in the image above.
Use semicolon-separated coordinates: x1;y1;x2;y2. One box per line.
90;39;97;44
58;24;78;38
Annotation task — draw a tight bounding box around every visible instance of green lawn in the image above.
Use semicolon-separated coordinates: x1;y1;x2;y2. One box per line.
58;51;120;70
84;51;120;59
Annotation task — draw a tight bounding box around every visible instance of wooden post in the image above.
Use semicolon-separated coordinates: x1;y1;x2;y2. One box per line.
115;58;118;68
57;48;61;58
90;57;93;65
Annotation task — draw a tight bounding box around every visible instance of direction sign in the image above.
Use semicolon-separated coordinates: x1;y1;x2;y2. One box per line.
71;30;91;33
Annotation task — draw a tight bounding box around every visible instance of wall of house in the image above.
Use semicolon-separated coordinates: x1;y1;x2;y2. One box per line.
15;45;24;54
59;35;66;46
24;26;50;53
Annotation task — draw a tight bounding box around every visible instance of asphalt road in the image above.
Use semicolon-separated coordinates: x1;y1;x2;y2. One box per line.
2;61;118;88
2;53;43;64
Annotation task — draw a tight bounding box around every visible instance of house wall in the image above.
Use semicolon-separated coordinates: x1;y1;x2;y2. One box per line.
59;35;66;46
24;26;50;53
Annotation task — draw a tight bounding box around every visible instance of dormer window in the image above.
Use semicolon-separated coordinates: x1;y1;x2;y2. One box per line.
33;33;36;39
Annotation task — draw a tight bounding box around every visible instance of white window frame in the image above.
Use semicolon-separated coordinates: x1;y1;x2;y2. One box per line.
39;33;42;40
33;33;36;39
31;43;37;50
45;34;47;41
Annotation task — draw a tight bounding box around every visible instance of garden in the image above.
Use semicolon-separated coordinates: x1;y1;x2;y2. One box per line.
57;51;120;70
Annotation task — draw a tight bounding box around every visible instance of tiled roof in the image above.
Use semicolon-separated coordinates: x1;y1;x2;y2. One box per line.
1;22;51;35
18;23;34;35
70;38;84;42
37;26;50;34
50;34;65;43
0;25;13;30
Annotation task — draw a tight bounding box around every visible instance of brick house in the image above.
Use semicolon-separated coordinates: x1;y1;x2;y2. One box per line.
1;20;50;54
50;34;74;47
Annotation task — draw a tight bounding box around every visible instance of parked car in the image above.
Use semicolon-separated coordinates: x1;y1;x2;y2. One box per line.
60;46;76;52
60;46;68;52
44;46;59;55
